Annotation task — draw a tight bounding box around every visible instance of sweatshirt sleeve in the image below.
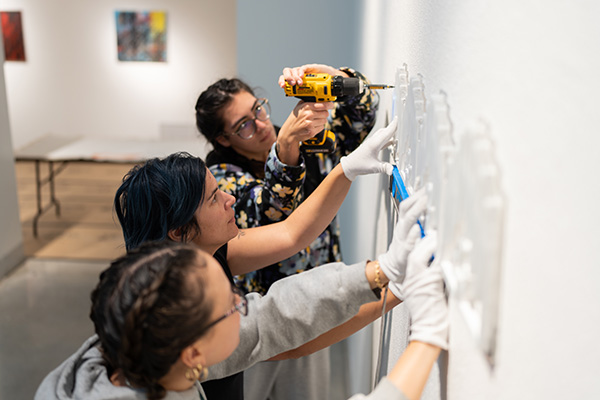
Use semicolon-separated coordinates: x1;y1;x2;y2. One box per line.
206;261;380;379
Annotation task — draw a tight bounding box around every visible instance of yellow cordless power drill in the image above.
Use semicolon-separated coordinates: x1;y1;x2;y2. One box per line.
283;73;393;153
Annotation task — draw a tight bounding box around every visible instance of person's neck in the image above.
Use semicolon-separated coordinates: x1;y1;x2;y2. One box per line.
109;370;128;387
159;364;196;392
110;366;195;393
190;236;224;257
198;243;222;257
235;148;269;163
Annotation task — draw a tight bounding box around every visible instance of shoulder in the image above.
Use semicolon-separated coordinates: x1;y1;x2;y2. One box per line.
35;336;137;400
214;244;228;264
213;244;235;285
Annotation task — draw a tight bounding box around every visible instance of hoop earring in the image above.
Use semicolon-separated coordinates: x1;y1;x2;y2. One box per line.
185;363;209;382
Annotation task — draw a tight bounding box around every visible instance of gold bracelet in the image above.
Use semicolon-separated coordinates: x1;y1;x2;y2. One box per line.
373;261;385;290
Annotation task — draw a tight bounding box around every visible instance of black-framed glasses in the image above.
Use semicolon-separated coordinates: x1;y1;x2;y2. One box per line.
224;98;271;140
204;286;248;331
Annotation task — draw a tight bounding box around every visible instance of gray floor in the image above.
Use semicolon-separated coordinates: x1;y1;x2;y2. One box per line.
0;258;109;400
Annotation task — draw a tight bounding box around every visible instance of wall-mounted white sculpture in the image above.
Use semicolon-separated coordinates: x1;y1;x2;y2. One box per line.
385;64;505;366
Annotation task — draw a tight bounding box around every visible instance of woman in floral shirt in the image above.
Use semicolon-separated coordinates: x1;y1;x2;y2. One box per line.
196;64;378;293
195;64;378;400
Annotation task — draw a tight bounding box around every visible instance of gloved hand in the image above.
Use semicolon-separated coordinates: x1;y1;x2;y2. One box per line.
401;233;449;350
378;188;427;286
339;117;397;181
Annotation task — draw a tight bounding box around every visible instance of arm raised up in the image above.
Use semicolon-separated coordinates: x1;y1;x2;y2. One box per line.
227;117;398;274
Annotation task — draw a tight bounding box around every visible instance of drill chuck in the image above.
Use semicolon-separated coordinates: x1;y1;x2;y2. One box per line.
330;75;364;98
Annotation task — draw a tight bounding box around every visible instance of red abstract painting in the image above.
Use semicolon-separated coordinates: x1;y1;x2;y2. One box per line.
1;11;26;61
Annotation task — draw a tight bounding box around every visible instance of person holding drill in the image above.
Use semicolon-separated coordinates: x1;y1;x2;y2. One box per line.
194;63;379;400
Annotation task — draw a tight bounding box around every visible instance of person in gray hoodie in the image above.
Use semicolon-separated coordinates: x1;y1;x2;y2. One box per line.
34;233;447;400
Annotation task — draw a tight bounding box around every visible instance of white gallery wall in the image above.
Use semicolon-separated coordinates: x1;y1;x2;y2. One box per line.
2;0;237;149
236;0;361;127
0;38;24;276
359;1;600;399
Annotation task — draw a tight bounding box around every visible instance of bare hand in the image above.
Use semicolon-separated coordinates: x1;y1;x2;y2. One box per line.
276;100;334;166
279;100;334;143
278;64;349;88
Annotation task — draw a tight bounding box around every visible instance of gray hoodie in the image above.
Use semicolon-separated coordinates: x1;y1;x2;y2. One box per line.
34;335;204;400
35;261;405;400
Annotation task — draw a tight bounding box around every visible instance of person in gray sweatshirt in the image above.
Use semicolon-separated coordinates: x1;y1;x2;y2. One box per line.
34;232;447;400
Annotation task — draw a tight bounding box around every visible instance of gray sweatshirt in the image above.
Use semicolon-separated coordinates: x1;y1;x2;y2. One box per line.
34;261;407;400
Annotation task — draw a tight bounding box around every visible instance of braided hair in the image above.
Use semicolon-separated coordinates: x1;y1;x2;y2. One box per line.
90;241;214;400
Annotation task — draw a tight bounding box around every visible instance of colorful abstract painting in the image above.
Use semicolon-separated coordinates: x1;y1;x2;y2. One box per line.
1;11;26;61
115;11;166;62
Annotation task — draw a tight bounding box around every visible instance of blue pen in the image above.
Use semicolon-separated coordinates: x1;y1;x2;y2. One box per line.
390;166;425;238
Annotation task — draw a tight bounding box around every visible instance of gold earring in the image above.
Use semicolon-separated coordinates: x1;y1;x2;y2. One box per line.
185;363;209;381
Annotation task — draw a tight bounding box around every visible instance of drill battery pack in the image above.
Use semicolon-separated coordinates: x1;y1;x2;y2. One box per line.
301;129;336;154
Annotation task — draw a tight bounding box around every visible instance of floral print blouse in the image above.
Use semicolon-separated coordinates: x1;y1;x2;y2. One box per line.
208;67;379;295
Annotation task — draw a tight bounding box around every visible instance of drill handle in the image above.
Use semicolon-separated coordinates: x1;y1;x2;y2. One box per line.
302;129;336;154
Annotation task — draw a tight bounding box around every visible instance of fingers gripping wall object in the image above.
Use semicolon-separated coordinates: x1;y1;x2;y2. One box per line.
339;118;396;182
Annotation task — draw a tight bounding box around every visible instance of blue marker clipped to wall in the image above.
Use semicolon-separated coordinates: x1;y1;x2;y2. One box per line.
390;165;426;238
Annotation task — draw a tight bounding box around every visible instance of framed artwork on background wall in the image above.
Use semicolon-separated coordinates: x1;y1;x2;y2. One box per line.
115;11;166;62
1;11;26;61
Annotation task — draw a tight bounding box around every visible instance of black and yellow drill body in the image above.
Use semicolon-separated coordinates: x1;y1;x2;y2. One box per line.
283;73;364;153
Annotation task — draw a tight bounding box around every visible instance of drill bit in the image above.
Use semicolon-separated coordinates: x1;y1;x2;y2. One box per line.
366;84;395;90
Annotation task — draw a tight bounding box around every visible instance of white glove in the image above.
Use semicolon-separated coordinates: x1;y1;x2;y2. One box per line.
402;233;449;350
378;188;427;284
339;117;397;181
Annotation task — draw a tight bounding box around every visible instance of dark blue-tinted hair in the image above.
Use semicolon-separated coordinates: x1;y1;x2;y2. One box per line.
114;152;207;250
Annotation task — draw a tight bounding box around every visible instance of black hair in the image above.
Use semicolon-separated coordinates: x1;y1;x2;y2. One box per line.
194;78;254;149
114;152;207;251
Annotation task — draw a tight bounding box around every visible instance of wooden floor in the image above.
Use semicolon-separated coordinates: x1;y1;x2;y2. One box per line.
15;160;137;260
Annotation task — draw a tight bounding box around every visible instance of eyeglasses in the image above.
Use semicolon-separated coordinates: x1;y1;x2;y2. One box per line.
224;98;271;140
204;286;248;331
